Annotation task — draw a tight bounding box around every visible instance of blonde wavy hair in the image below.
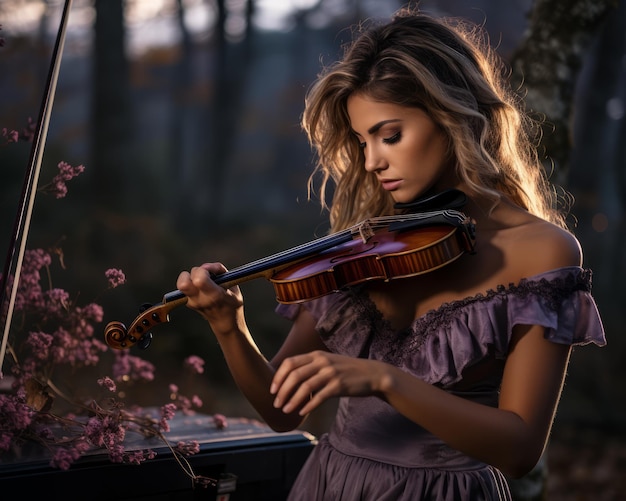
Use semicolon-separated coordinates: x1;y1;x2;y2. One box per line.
302;8;567;231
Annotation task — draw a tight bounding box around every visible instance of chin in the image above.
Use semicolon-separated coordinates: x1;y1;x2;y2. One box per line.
390;194;409;205
393;191;426;204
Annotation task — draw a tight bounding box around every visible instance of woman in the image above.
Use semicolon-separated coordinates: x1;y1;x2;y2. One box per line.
177;8;606;500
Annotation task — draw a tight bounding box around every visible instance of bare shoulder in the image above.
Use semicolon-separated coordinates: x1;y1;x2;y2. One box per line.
504;216;582;276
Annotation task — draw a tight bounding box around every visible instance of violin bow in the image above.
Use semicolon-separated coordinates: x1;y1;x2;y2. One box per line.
0;0;74;375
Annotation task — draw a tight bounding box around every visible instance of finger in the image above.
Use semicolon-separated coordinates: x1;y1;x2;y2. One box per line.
188;264;225;292
176;271;192;292
280;373;328;414
177;263;221;292
273;357;329;411
199;262;228;277
270;353;312;396
297;387;328;416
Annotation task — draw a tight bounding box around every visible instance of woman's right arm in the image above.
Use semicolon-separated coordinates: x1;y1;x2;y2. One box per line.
176;262;326;432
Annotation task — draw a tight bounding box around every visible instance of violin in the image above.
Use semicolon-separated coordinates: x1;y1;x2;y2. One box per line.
104;209;475;350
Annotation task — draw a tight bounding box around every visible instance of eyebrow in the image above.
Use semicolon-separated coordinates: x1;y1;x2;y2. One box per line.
352;119;403;136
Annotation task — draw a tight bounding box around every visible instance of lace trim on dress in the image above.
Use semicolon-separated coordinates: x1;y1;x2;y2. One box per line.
340;268;593;364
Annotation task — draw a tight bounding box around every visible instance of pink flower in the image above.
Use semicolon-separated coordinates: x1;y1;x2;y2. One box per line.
168;385;203;415
50;326;107;368
213;414;227;430
105;268;126;288
2;128;18;143
191;395;203;408
184;355;205;375
50;446;81;470
1;118;35;143
14;249;51;311
175;440;200;456
22;117;36;142
85;415;125;449
158;403;177;432
126;449;156;464
97;376;117;392
49;440;90;469
160;403;177;421
108;444;125;463
45;288;70;315
49;161;85;199
0;393;33;431
80;303;104;322
112;352;155;383
25;331;54;360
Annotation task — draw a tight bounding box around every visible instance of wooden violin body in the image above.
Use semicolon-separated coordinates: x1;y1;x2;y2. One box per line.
271;224;471;303
104;209;475;350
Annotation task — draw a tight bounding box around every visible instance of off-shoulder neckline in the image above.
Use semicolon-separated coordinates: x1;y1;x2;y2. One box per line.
348;266;591;334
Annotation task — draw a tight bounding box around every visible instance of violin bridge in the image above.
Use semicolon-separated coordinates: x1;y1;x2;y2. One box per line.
357;220;375;243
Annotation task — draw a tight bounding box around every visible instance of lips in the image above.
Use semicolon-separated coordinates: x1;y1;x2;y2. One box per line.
380;179;402;191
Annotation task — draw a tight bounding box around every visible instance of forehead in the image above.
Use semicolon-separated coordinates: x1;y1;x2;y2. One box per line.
347;94;404;118
346;94;430;133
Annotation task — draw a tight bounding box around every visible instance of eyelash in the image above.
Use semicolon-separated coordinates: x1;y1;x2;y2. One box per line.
383;131;401;145
358;131;402;149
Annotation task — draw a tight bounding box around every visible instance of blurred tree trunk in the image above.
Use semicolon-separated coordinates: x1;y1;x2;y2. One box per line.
510;0;617;187
194;0;253;231
169;0;196;228
92;0;135;208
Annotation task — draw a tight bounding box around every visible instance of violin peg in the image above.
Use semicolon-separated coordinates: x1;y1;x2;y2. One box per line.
139;302;154;312
138;332;153;350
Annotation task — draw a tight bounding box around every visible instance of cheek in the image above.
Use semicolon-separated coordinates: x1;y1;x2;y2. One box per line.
403;144;442;173
418;131;449;167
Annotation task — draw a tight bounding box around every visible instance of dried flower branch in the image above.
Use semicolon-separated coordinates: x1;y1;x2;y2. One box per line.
1;25;224;488
0;246;219;487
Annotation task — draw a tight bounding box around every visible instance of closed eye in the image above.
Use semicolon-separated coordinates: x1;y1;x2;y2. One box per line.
382;131;401;145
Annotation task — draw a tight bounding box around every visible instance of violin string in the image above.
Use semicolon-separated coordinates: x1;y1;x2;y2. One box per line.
225;219;378;276
221;227;355;278
222;210;466;279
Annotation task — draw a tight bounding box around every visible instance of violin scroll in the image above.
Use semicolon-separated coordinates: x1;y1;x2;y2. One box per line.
104;321;153;350
104;295;188;350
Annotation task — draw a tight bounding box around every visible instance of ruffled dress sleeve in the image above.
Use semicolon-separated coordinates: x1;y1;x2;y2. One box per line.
498;266;606;347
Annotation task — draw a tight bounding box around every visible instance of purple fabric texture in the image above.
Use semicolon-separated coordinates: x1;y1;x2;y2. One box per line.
276;266;606;500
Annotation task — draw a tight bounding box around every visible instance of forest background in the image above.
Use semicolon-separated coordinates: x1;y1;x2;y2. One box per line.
0;0;624;499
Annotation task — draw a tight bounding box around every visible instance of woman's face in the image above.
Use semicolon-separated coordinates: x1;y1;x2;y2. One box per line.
347;93;455;204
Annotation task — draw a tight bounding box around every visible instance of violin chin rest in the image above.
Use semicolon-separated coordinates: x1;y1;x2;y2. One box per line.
394;189;467;213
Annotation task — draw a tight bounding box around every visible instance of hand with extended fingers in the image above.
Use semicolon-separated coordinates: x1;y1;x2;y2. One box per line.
270;350;388;415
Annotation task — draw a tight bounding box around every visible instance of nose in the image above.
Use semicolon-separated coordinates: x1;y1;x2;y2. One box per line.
363;144;387;173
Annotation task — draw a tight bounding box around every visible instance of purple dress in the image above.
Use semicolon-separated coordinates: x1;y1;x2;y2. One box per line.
276;266;606;500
